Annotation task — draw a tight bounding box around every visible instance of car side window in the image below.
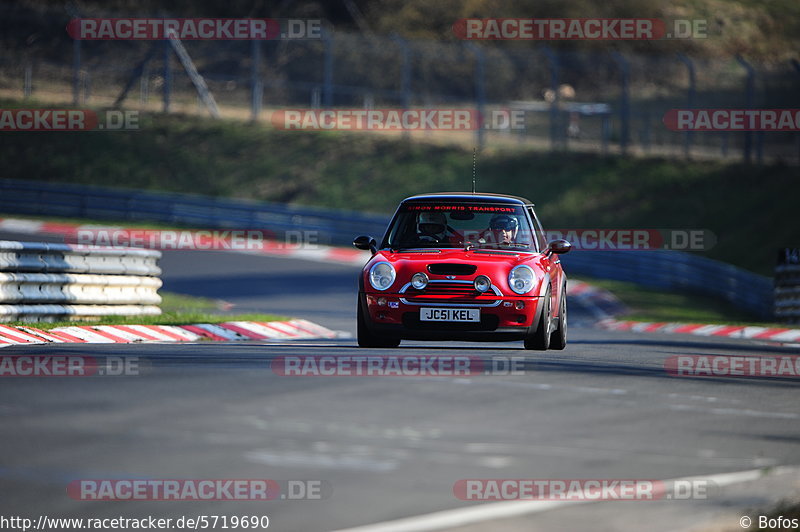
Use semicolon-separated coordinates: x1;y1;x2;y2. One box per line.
527;207;547;252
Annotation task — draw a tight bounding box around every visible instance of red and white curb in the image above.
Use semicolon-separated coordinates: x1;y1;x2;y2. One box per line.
598;319;800;344
568;280;628;319
0;319;340;347
0;217;369;266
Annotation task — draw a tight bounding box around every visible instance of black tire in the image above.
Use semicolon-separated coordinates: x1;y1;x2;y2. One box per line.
523;286;551;350
549;283;567;350
357;296;401;348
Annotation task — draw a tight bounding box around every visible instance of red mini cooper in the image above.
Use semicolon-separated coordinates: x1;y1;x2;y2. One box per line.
354;193;571;349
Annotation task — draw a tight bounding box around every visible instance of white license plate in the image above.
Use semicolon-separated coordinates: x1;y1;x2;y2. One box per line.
420;308;480;322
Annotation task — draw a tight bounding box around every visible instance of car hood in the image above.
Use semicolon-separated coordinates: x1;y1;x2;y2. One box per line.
377;248;535;266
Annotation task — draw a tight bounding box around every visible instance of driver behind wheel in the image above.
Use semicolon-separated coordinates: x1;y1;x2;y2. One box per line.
482;214;519;245
416;212;448;242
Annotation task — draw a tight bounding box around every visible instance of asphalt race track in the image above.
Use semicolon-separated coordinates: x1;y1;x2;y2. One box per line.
1;239;799;531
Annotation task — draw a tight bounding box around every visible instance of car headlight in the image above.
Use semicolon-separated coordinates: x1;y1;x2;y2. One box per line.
508;265;536;295
411;272;429;290
473;275;492;293
369;262;396;291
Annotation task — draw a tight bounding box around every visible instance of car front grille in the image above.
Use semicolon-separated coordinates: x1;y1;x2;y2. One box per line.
400;280;501;306
427;263;477;276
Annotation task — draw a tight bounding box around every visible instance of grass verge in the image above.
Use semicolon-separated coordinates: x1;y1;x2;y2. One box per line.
6;292;287;330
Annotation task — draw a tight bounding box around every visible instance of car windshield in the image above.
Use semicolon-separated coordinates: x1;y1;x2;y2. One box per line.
383;202;537;251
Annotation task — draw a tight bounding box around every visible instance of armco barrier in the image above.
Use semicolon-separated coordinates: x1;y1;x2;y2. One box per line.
0;273;161;304
0;240;162;321
0;240;161;275
0;178;389;247
560;250;773;319
775;249;800;323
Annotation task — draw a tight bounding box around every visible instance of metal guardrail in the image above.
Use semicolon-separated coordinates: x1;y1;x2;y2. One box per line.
0;178;774;318
560;250;774;319
0;178;389;247
0;273;161;304
0;240;162;321
0;240;161;276
775;249;800;323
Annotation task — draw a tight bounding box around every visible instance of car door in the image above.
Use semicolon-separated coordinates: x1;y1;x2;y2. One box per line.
528;206;563;314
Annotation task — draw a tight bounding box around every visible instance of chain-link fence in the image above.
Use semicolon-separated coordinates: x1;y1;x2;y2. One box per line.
2;6;798;163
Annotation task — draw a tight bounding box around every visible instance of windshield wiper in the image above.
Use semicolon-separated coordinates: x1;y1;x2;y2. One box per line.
471;241;531;250
393;246;443;252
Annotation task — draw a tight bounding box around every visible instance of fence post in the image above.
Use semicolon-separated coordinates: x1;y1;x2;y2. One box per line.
113;44;159;108
641;111;651;153
601;113;610;155
163;39;172;113
72;38;81;105
392;35;412;110
23;64;32;99
140;63;150;104
81;70;91;103
735;55;757;164
541;46;560;150
311;87;321;108
612;52;630;155
392;35;412;139
323;28;334;107
676;53;696;159
250;39;262;121
792;59;800;165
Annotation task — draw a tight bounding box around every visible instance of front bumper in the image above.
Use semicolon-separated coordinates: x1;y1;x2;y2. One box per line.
359;291;545;341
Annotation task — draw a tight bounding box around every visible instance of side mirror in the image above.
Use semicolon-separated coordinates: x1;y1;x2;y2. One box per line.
546;239;571;255
353;235;378;254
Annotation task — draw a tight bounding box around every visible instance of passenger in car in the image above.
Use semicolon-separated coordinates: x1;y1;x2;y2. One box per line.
480;214;519;245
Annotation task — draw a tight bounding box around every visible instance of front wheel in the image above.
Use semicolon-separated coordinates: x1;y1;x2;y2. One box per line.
523;287;551;350
549;283;567;350
357;296;401;348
